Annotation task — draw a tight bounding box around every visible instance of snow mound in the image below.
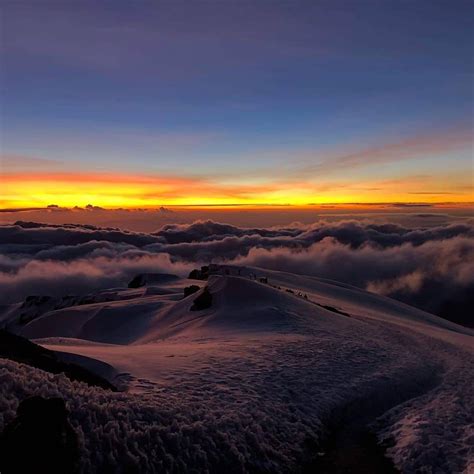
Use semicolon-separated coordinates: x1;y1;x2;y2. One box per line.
226;265;474;336
0;288;148;331
16;274;352;344
19;297;171;344
137;275;354;343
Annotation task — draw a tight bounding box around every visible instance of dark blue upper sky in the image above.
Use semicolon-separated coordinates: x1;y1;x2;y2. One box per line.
1;0;472;207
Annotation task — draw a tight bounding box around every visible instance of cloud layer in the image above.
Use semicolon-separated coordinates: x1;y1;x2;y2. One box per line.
1;219;473;325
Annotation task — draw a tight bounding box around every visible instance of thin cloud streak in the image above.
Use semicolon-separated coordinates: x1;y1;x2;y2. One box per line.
1;154;62;170
296;126;473;176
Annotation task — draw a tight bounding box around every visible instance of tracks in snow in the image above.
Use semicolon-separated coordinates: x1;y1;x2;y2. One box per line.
303;362;444;473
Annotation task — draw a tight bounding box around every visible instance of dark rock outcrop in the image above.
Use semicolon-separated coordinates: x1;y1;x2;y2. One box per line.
0;396;79;474
183;285;200;298
190;287;213;311
188;265;221;280
188;268;207;280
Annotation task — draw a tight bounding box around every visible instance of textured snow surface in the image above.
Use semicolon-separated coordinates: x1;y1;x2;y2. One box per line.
375;331;474;474
1;266;473;473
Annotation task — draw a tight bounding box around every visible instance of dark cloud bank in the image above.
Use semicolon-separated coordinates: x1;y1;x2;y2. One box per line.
1;219;473;326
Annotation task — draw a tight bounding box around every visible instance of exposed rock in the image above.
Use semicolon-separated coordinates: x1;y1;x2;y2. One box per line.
188;265;221;280
183;285;200;298
188;269;205;280
190;287;213;311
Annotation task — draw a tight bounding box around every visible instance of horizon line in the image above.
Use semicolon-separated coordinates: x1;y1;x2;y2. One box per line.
1;201;473;213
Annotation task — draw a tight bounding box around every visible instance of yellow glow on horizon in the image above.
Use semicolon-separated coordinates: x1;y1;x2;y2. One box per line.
1;171;472;210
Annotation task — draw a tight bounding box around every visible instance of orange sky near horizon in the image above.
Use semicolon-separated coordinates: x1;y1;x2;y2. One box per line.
1;169;472;210
2;117;472;211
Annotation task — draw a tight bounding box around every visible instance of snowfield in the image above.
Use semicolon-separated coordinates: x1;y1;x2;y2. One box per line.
1;265;473;473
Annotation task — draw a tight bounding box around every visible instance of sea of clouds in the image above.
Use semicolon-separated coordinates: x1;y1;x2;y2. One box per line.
1;219;473;325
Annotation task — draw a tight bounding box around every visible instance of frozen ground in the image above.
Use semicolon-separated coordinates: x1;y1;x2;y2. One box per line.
0;265;472;473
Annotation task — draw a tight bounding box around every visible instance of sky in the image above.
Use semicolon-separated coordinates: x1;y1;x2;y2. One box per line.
0;0;473;210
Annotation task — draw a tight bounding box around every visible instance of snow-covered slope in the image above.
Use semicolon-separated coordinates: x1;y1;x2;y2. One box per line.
1;265;472;473
12;265;471;343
